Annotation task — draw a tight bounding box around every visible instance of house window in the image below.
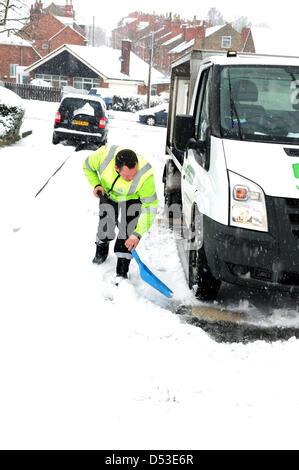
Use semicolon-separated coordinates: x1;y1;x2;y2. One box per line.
35;74;68;88
73;77;101;91
42;44;49;50
221;36;232;49
9;64;18;78
151;84;157;96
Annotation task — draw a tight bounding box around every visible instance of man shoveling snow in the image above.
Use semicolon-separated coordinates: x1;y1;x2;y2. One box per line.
83;145;159;279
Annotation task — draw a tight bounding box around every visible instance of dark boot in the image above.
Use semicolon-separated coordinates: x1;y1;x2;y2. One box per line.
116;257;131;279
92;242;109;264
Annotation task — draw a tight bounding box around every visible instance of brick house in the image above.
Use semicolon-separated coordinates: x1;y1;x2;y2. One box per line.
25;41;169;96
195;24;254;53
19;1;87;57
0;34;41;83
112;13;254;74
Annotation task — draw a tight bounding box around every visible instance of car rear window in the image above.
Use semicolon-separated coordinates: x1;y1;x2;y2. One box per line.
59;97;104;117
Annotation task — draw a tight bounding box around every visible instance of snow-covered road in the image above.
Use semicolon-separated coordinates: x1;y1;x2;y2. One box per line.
1;99;299;450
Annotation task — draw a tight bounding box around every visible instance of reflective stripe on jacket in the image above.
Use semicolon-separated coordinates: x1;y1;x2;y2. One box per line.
83;145;159;237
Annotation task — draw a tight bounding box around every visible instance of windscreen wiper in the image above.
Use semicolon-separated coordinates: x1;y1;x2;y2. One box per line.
227;69;243;140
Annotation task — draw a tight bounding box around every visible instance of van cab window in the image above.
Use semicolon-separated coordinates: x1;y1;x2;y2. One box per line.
220;65;299;145
192;67;212;169
194;68;211;140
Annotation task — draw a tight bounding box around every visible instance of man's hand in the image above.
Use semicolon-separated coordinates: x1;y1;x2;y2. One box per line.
93;186;104;198
125;234;140;252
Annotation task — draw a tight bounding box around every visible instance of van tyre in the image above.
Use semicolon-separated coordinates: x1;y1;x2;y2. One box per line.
163;160;182;228
189;208;221;301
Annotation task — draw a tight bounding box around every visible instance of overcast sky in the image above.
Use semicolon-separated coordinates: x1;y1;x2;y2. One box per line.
20;1;298;34
67;0;298;32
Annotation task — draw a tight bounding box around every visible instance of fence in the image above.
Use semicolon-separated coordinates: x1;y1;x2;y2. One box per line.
4;82;62;102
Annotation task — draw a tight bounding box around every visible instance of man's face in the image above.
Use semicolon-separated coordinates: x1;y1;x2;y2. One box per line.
115;164;138;182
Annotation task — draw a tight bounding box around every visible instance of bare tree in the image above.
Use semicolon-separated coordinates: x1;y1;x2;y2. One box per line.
87;23;107;47
206;7;225;26
232;16;252;33
0;0;31;33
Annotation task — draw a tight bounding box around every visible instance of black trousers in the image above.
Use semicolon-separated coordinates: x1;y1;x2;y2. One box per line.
96;194;141;258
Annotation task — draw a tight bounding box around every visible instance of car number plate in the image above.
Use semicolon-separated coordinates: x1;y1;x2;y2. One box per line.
72;120;89;126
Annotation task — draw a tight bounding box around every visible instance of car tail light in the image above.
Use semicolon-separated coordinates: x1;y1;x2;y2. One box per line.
55;111;61;123
99;116;106;128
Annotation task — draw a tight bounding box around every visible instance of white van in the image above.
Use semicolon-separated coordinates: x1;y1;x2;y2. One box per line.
164;51;299;300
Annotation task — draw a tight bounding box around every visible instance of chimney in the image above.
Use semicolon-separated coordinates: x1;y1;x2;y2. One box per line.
64;0;74;18
121;39;131;76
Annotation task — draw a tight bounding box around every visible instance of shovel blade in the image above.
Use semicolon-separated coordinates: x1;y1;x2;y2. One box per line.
131;250;173;298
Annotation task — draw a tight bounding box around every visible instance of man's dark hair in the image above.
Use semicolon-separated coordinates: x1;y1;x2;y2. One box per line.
115;149;138;170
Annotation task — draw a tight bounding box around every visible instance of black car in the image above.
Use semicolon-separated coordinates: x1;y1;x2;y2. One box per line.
138;104;168;127
52;93;108;146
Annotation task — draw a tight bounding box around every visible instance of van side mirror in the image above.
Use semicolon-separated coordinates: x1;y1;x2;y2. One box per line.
174;115;195;152
187;137;206;153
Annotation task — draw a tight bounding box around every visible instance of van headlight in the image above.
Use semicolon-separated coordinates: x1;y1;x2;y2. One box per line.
228;171;268;232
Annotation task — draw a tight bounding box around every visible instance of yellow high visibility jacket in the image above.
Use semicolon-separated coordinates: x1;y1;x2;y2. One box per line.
83;144;159;237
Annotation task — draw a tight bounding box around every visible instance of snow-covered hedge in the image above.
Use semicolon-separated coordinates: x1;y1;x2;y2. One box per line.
112;93;169;112
0;86;25;146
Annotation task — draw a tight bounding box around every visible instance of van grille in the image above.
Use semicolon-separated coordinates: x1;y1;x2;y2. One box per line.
285;198;299;240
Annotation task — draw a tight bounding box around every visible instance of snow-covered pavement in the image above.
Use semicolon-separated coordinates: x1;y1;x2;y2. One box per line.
1;99;299;450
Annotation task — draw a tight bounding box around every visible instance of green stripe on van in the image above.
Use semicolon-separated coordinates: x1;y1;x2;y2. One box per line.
293;164;299;179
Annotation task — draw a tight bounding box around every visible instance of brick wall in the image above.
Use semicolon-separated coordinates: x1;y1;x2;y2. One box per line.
0;45;40;82
20;12;86;56
49;27;85;52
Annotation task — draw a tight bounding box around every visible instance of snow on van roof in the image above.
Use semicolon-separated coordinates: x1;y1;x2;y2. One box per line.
204;54;299;67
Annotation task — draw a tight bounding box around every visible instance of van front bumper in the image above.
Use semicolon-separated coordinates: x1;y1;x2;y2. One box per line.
204;195;299;293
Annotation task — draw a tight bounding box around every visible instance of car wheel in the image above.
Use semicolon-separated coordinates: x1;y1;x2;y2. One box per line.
52;132;61;145
146;116;156;126
188;207;221;300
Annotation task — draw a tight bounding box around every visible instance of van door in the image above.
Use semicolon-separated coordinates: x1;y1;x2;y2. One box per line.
182;66;212;226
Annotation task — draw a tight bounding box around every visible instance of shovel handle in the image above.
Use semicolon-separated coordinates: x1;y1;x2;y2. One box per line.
131;249;141;264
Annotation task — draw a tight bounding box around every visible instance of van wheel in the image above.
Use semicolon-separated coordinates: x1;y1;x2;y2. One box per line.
188;208;221;300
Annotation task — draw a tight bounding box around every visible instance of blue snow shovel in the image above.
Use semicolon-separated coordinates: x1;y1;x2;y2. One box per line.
131;250;174;298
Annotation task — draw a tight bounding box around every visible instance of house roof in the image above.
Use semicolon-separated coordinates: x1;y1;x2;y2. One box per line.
25;44;169;85
48;23;86;41
44;2;66;16
205;25;226;37
0;31;42;58
162;34;183;46
0;31;34;47
136;22;149;32
168;38;195;55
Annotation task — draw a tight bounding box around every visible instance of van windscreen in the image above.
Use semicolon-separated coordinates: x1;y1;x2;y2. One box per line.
220;65;299;144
